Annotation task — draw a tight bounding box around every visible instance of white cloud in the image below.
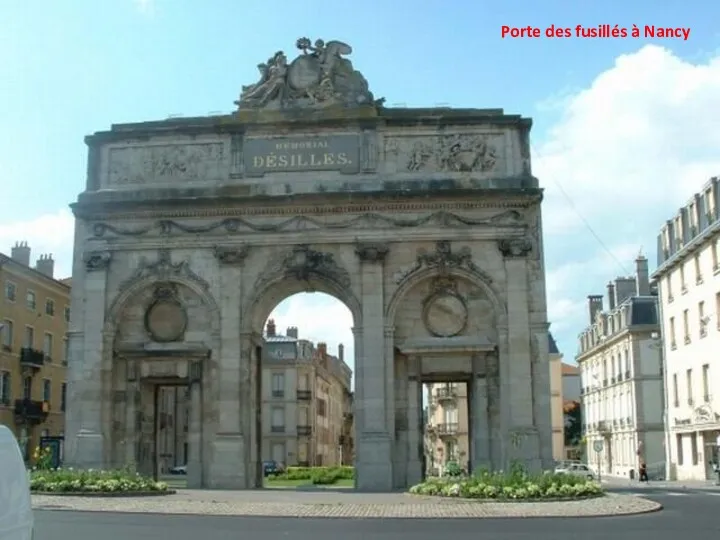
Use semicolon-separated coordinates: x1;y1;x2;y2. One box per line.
0;209;74;278
537;44;720;357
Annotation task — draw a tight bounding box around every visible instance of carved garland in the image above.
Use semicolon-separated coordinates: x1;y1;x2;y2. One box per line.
255;245;351;291
89;210;525;238
394;240;493;285
117;249;211;293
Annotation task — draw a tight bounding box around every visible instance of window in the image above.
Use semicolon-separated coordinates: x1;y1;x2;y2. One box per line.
669;317;677;347
298;373;309;390
26;290;36;310
682;309;690;342
43;333;53;361
680;264;687;290
699;301;707;337
1;320;12;349
24;326;34;348
64;306;70;323
673;373;679;407
42;379;51;402
271;373;284;398
713;240;719;270
23;376;32;400
0;371;10;404
63;339;69;364
298;442;308;462
702;364;710;402
271;442;285;464
443;404;458;425
686;369;693;405
45;298;55;316
61;383;67;411
666;275;673;301
271;407;285;432
691;435;699;466
676;434;684;465
298;406;309;426
4;281;16;302
316;398;327;417
694;254;702;283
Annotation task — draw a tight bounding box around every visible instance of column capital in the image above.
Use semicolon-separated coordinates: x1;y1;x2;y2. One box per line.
351;326;363;337
84;250;112;272
355;242;389;263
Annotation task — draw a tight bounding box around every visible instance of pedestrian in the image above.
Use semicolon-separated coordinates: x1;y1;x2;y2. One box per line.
639;462;648;482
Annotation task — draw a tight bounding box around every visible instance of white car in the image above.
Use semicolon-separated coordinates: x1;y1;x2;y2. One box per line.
0;425;34;540
554;462;595;480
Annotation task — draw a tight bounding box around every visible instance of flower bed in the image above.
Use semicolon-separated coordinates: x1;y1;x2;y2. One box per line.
409;466;604;501
271;466;354;485
30;468;172;495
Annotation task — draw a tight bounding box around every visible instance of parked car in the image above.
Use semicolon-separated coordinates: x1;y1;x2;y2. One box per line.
554;462;595;480
0;425;34;540
168;465;187;475
263;460;284;477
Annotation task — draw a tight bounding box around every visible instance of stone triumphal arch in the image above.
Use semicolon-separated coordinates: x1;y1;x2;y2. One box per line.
64;36;553;491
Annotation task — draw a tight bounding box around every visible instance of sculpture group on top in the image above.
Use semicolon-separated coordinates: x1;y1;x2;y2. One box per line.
236;37;381;110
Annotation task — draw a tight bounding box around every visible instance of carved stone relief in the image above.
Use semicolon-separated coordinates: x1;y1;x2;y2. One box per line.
385;134;500;174
257;245;351;290
118;249;210;292
89;209;525;239
355;242;389;263
214;245;250;265
144;284;188;343
498;237;533;258
106;143;225;186
84;250;112;272
422;276;468;338
393;240;493;285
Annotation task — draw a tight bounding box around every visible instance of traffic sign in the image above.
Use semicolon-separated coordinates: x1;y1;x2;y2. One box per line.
592;440;604;453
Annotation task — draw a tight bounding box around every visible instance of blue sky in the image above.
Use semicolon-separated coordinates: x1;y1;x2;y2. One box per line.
2;0;720;379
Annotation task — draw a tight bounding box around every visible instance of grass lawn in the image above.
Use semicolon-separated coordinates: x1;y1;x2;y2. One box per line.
264;477;354;488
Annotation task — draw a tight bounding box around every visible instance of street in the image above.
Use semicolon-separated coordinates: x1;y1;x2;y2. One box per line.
33;489;718;540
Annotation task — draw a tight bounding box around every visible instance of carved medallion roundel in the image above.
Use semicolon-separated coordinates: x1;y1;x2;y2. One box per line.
423;293;468;338
145;286;188;343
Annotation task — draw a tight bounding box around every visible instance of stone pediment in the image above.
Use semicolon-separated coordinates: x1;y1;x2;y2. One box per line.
235;37;382;111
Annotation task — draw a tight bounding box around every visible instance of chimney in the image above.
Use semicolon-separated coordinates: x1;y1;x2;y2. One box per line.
635;255;650;296
35;254;55;278
338;343;344;362
614;277;637;305
266;319;276;337
10;241;31;267
317;342;327;357
286;326;298;339
587;295;603;324
607;282;616;310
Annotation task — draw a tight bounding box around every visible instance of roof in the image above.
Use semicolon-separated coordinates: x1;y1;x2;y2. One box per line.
0;253;71;291
562;363;579;375
548;332;560;354
626;296;658;326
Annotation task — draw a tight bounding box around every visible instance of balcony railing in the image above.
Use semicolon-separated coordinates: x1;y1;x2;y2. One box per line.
436;422;459;436
297;425;311;436
434;387;457;401
19;348;44;369
14;399;49;424
296;390;311;400
271;390;284;398
270;425;285;433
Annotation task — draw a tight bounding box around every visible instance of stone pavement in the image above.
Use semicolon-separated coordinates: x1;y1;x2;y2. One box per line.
32;489;662;518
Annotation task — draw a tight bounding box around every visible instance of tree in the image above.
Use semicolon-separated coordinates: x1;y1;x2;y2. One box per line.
563;400;582;447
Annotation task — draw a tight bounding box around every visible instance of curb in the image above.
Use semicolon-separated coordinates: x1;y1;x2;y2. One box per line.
408;493;605;503
31;490;176;498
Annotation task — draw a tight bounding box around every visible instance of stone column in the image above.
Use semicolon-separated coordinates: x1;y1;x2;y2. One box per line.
208;246;248;488
65;250;112;469
240;332;262;488
485;349;502;468
531;327;554;470
470;354;491;471
187;360;203;488
125;360;139;468
406;356;423;487
497;238;539;468
354;243;393;491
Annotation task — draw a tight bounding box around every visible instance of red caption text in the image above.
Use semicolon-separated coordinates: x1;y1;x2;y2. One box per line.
501;25;691;41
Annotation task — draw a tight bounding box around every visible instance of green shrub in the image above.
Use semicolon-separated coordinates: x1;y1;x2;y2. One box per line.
279;466;354;482
408;463;603;500
29;467;169;493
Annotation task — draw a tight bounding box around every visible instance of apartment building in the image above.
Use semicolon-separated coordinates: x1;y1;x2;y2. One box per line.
424;382;469;475
652;177;720;481
262;319;352;466
577;256;665;478
0;242;69;463
548;333;581;461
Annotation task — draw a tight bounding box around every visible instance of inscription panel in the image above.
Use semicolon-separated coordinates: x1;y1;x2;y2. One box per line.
106;143;226;186
243;135;360;176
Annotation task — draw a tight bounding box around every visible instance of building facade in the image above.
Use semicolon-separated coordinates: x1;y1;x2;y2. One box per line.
64;36;553;491
0;243;69;462
549;334;564;461
424;382;470;475
262;319;352;467
652;177;720;480
577;256;665;478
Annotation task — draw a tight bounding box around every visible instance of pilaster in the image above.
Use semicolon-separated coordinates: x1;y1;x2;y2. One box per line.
470;354;491;471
